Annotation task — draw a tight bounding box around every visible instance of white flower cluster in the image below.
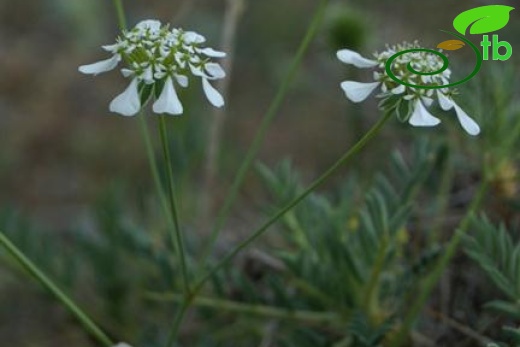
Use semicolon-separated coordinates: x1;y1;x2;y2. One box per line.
337;41;480;135
79;19;226;116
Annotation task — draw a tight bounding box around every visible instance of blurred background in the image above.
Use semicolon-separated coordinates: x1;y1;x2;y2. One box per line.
0;0;519;346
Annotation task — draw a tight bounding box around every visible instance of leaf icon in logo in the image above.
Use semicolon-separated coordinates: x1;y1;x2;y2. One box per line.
437;40;465;51
453;5;514;35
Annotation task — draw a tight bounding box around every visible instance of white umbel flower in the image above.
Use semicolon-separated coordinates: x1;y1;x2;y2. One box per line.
337;42;480;135
79;19;227;116
113;343;133;347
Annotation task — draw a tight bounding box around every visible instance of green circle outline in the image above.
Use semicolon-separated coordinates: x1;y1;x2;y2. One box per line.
384;30;483;90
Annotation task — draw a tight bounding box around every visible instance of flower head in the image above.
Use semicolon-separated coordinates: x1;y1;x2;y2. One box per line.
79;19;226;116
337;41;480;135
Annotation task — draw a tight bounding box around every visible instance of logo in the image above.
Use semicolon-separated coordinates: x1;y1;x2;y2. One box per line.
385;5;514;90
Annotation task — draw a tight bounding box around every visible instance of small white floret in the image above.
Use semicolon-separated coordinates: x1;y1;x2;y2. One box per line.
136;20;162;32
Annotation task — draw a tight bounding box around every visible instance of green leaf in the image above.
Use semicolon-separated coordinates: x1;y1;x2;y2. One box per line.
484;300;520;320
453;5;514;35
503;326;520;343
395;99;412;122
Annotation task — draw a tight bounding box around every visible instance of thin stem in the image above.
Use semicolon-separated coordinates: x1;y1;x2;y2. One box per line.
0;232;113;347
389;180;489;347
199;0;330;267
138;113;180;258
167;112;390;343
148;292;341;325
112;0;127;30
196;112;391;293
166;300;190;347
426;309;493;345
158;116;190;295
167;111;390;345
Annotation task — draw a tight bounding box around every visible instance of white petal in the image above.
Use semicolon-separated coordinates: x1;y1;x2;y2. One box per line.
121;68;134;78
184;31;206;44
198;47;226;58
175;74;189;88
408;100;441;127
79;55;121;75
202;78;224;108
437;91;454;111
204;63;226;79
189;64;206;78
336;49;378;68
340;81;380;103
102;43;119;53
136;20;161;32
109;78;141;116
153;77;183;115
454;103;480;136
142;65;154;84
113;343;133;347
421;96;434;107
391;84;405;94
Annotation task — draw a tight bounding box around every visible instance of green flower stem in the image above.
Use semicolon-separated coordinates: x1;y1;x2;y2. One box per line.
389;180;489;347
147;292;341;325
158;116;190;295
197;112;390;289
0;232;113;347
138;113;180;259
112;0;127;30
198;0;330;267
166;300;190;347
167;112;392;345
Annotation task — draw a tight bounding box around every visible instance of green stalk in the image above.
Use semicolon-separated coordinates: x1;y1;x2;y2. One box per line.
112;0;127;30
198;0;330;267
166;112;392;345
0;232;113;347
138;113;180;257
196;112;390;291
158;116;190;295
148;292;341;325
389;181;489;347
